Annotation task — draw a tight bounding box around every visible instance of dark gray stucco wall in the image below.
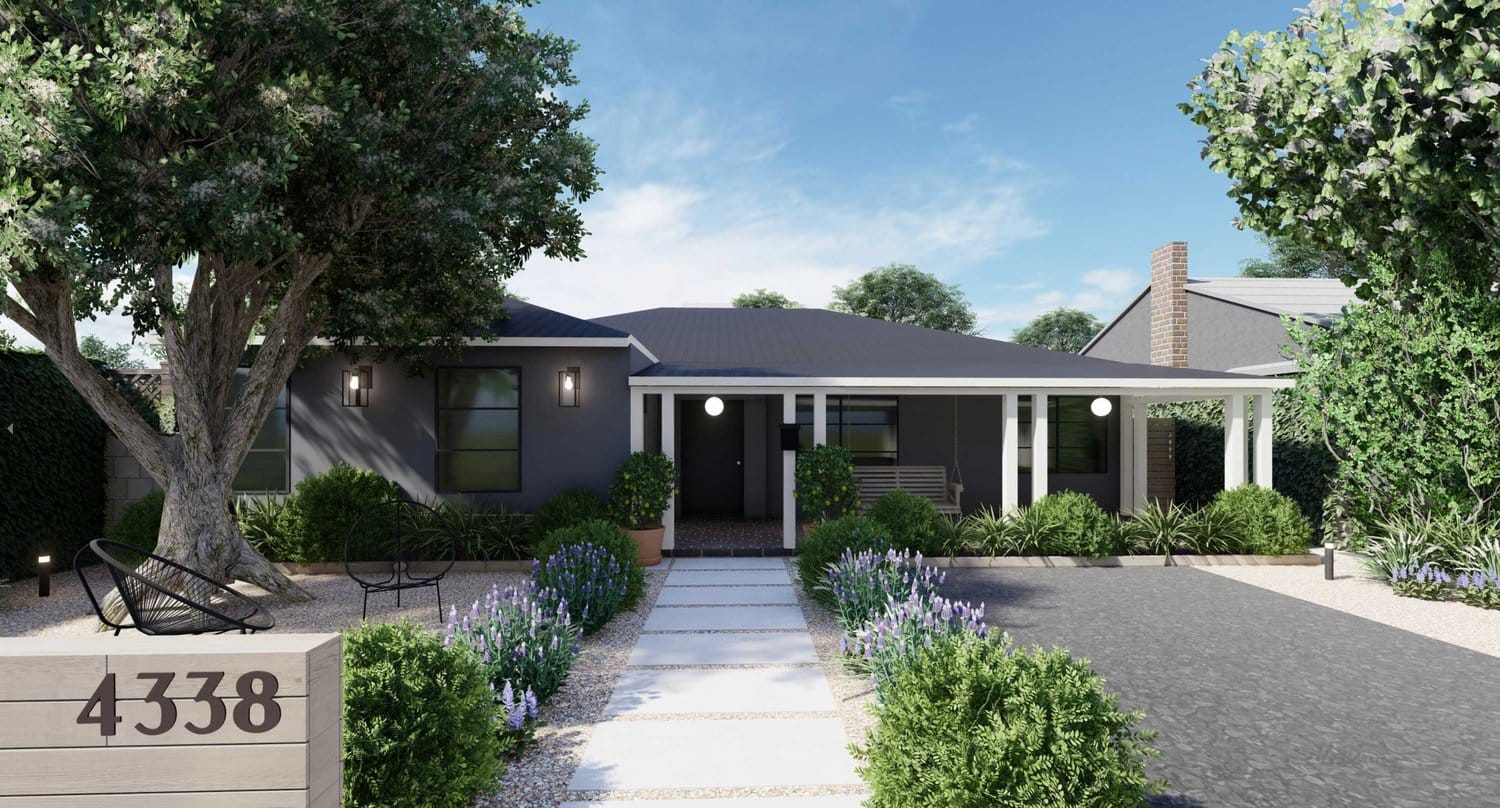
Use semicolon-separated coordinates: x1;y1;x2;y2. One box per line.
1186;295;1301;371
288;346;631;511
1082;295;1151;364
896;395;1121;513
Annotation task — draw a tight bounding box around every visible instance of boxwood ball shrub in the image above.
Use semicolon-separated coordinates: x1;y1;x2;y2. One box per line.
532;542;633;634
608;451;677;529
343;620;506;808
795;444;860;522
1206;484;1312;556
867;491;948;556
445;581;581;702
797;515;894;606
856;633;1163;808
106;490;164;559
1028;491;1118;556
530;488;610;545
532;519;646;609
283;463;400;562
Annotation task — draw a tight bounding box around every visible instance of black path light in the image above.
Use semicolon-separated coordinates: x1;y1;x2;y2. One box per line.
37;552;51;598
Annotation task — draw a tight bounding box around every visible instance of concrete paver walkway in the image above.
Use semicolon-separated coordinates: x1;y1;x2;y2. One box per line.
565;557;864;806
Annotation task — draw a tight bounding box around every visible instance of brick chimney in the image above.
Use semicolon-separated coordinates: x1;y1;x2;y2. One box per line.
1149;241;1188;367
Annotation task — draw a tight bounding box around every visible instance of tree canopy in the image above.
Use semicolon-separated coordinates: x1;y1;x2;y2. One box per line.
830;264;978;335
78;335;135;369
1182;0;1500;291
0;0;597;596
1010;308;1102;353
732;289;801;309
1238;234;1353;279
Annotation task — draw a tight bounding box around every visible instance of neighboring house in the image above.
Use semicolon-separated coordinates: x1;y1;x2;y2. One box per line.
1080;241;1358;375
266;299;1286;550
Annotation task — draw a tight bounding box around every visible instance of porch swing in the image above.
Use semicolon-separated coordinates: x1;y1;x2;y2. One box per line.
851;398;964;517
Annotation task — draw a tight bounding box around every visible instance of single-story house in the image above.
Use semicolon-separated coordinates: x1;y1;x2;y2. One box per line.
1081;241;1358;375
261;299;1288;550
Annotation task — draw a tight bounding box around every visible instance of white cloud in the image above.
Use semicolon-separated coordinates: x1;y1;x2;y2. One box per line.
976;266;1141;337
885;90;928;119
942;114;978;133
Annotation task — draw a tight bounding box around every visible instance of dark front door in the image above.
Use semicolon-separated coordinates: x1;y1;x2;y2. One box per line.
681;398;745;515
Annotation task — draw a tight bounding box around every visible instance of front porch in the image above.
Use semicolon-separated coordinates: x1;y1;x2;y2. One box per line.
629;378;1290;551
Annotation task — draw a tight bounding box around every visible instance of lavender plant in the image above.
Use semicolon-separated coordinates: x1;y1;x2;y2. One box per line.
827;548;944;638
532;541;631;634
850;591;995;700
494;680;542;755
1455;571;1500;610
1390;563;1452;601
444;581;580;703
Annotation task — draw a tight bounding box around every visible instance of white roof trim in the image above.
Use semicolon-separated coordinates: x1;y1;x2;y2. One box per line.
1225;360;1301;376
628;335;660;364
627;375;1293;392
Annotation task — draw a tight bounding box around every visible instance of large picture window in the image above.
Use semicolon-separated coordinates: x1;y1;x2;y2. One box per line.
797;396;898;465
437;368;521;492
231;370;290;492
1019;396;1108;474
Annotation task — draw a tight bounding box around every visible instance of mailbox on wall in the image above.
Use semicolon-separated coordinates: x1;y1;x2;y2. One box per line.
0;633;342;807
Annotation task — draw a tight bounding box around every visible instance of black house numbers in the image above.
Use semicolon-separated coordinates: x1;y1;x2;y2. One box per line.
77;671;282;737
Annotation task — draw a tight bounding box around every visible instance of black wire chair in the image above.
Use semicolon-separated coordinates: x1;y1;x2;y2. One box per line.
345;497;456;621
76;539;275;635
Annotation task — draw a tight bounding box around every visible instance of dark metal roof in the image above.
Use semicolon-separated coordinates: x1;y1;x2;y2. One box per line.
476;300;631;340
593;307;1257;380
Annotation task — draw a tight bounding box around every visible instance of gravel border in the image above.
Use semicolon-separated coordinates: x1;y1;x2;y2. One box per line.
789;562;878;764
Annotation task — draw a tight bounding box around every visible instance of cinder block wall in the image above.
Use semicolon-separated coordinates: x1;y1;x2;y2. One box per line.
105;433;160;525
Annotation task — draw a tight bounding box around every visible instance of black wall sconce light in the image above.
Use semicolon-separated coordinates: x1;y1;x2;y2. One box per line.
37;552;51;598
343;365;372;407
558;367;580;407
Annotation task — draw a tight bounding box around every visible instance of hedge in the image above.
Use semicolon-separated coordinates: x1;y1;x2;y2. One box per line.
0;351;107;579
1150;390;1334;531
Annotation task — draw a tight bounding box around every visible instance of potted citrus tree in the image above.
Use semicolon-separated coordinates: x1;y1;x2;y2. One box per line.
608;451;677;566
794;444;860;537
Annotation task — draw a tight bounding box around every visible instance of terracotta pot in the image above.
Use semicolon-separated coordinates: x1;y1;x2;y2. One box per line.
801;521;820;539
626;526;665;567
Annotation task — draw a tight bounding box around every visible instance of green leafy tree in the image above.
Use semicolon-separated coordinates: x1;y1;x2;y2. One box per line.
0;328;15;351
830;264;978;334
1239;234;1353;280
731;289;800;309
1011;308;1102;353
78;335;135;369
1;1;597;598
1183;1;1500;291
1293;258;1500;528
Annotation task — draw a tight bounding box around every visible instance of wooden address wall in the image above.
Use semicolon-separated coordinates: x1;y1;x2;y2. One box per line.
0;633;341;807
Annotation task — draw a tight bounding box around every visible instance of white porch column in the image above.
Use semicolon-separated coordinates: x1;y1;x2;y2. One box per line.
1132;399;1148;511
813;392;827;446
660;392;676;550
1119;396;1135;513
783;393;797;549
1253;391;1273;488
1031;393;1048;505
1001;393;1019;512
1224;394;1247;490
629;390;645;452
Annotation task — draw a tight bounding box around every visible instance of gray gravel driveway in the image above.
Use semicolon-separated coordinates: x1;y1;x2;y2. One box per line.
941;567;1500;808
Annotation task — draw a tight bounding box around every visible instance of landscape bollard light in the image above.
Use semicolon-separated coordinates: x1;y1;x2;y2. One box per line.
37;553;51;597
1323;543;1335;581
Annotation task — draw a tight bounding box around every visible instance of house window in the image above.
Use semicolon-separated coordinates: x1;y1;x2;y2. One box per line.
437;367;520;492
1019;396;1107;474
230;370;290;493
797;396;898;465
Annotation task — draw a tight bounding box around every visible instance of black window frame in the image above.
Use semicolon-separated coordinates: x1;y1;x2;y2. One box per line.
796;395;899;466
435;366;522;494
1018;396;1108;475
231;369;291;494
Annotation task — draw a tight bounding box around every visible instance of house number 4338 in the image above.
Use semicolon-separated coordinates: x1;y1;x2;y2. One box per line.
77;671;282;737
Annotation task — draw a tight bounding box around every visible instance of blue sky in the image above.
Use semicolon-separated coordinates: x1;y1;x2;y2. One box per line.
512;0;1306;335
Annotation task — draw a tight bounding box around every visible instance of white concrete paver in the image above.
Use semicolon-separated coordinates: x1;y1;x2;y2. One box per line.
665;569;793;586
656;585;798;606
628;632;818;666
605;667;837;716
642;605;807;632
568;718;861;790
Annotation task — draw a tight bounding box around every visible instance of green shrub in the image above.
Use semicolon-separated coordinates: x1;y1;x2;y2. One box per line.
343;621;505;808
794;444;860;522
1028;491;1118;556
1119;501;1195;560
608;451;677;529
281;463;400;562
867;491;947;556
423;500;528;561
1206;484;1312;555
531;519;646;610
530;489;609;545
855;633;1162;808
237;494;294;560
958;506;1013;555
107;491;164;560
797;515;893;605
